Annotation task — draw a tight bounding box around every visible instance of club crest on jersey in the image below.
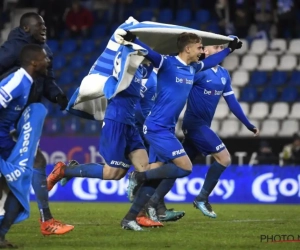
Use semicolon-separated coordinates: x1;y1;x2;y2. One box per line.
221;77;226;85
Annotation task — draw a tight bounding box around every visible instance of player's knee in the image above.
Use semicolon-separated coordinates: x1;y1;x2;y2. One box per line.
219;153;231;167
33;149;47;169
103;165;127;180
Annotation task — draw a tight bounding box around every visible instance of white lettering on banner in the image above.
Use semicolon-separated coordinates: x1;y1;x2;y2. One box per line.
5;166;26;182
252;173;300;202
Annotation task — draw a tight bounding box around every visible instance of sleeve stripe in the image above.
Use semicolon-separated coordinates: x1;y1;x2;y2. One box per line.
0;96;8;108
158;55;164;69
196;61;204;72
2;69;23;94
223;91;234;96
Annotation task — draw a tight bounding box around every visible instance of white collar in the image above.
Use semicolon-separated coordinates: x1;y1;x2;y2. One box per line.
175;56;188;66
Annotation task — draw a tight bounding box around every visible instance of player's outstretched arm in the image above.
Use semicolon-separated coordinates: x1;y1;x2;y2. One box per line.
196;37;242;72
115;29;163;68
224;93;259;136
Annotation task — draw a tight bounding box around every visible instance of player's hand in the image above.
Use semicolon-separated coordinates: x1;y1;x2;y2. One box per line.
56;94;69;110
114;29;136;44
250;127;259;137
227;36;242;53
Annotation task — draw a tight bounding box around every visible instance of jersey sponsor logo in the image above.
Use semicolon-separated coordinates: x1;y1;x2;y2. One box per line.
176;77;193;85
172;149;185;156
204;89;223;96
0;87;12;102
221;77;226;85
110;160;130;168
216;143;225;151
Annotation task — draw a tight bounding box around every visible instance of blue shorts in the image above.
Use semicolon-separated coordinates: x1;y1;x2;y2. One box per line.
182;125;225;160
99;119;145;169
144;121;186;164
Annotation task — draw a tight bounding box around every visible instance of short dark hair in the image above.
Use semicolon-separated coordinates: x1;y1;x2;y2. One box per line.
20;44;44;67
20;12;40;27
177;32;201;52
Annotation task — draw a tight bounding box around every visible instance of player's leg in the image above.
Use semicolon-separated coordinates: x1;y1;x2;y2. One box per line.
0;104;47;245
188;125;231;218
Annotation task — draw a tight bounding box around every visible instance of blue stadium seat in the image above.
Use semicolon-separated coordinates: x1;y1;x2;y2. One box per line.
207;22;220;34
77;69;88;82
249;71;267;86
189;21;200;30
195;10;210;24
289;71;300;86
139;9;155;21
66;86;78;99
109;23;120;36
240;87;258;102
47;40;59;53
43;118;63;134
99;39;109;54
42;100;55;117
270;71;287;86
260;87;277;102
80;40;96;54
175;9;191;24
63;117;82;134
158;9;173;23
84;120;102;135
149;0;160;8
279;87;298;102
69;54;85;69
59;70;75;85
61;39;77;54
92;24;107;38
52;55;66;70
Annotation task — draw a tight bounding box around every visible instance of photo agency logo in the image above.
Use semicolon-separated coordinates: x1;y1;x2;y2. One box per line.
260;234;300;243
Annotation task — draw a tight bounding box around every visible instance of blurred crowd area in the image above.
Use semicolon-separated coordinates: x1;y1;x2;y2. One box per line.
0;0;299;40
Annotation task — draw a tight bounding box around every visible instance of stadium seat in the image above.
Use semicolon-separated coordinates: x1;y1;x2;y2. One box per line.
233;39;248;55
91;24;106;38
207;22;221;33
270;71;287;86
258;55;277;71
268;39;287;55
231;70;249;87
175;9;191;24
240;54;258;71
66;86;77;99
195;10;210;24
228;102;249;118
277;55;297;71
218;119;239;138
268;102;289;119
61;39;77;54
288;103;300;119
63;117;82;134
278;120;299;137
52;55;66;70
238;119;260;137
139;9;155;22
260;87;277;102
77;69;88;82
43;118;63;134
248;102;269;119
80;40;96;54
279;87;298;102
211;120;220;133
175;120;184;138
232;87;240;99
69;54;85;69
222;55;239;71
289;71;300;86
59;70;75;85
214;103;229;119
240;87;258;102
260;119;279;136
249;39;268;55
287;39;300;55
84;120;102;135
158;9;173;23
149;0;160;8
249;71;267;86
47;40;59;53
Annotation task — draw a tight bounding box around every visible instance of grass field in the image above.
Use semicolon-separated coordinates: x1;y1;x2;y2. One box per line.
8;203;300;250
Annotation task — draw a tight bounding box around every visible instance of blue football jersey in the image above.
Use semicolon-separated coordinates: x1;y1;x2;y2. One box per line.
0;68;33;145
183;66;233;129
146;56;199;128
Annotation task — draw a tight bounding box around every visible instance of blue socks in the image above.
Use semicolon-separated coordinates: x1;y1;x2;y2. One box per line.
147;179;176;208
136;163;191;182
32;168;52;222
0;192;22;240
196;161;226;201
64;163;104;179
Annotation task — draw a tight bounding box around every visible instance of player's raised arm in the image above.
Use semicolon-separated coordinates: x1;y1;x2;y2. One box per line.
223;74;259;136
115;29;163;68
195;37;242;72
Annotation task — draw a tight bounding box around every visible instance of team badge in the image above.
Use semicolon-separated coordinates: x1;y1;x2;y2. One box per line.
221;77;226;85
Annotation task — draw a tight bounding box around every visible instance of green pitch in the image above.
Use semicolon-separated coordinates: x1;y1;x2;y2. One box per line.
8;203;300;250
